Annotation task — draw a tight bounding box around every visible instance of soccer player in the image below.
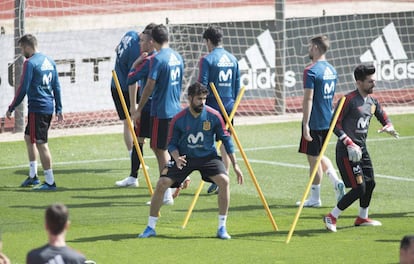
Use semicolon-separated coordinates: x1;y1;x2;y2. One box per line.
6;34;63;191
138;82;244;239
115;24;156;187
400;235;414;264
134;24;184;204
26;204;87;263
111;29;140;156
198;25;240;194
298;35;345;207
324;64;399;232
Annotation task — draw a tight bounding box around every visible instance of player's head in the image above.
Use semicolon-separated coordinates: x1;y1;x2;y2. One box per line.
354;64;376;81
140;23;156;52
151;24;169;45
18;34;37;58
45;203;69;236
354;64;376;94
188;82;209;113
203;26;223;47
308;35;329;59
400;235;414;264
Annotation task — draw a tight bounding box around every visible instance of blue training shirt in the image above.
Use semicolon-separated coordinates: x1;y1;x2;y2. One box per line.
198;47;240;115
8;52;62;115
111;31;140;92
148;47;184;119
127;51;157;113
303;60;337;130
168;105;235;158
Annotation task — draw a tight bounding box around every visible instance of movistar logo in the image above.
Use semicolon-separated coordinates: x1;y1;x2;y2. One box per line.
360;22;414;81
187;132;204;145
238;29;296;90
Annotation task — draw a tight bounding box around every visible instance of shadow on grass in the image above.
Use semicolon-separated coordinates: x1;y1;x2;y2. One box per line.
13;168;115;176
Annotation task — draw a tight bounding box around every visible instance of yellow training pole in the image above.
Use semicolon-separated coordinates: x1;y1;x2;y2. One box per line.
181;86;246;229
286;96;346;244
210;82;278;231
112;70;154;195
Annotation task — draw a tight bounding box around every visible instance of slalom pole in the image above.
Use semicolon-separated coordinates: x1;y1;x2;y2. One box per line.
210;82;278;231
181;86;246;229
286;96;346;244
112;70;154;195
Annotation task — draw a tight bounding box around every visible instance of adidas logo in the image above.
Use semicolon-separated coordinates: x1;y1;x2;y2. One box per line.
239;29;296;89
323;67;336;81
168;53;181;66
217;54;234;67
41;58;54;71
360;22;414;81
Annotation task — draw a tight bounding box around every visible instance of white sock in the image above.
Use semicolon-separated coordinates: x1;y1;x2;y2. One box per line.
148;216;158;229
44;169;54;185
325;167;340;188
218;215;227;228
29;161;37;178
163;188;173;202
359;207;369;219
331;206;342;219
310;184;321;201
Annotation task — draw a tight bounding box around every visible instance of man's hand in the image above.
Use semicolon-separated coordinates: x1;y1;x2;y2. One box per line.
132;52;148;68
342;135;362;162
302;124;313;142
56;113;64;122
175;155;187;170
347;144;362;162
233;164;244;185
5;110;12;120
378;124;399;138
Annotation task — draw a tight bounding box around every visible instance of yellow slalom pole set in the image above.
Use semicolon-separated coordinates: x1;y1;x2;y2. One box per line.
209;82;279;231
286;96;346;244
111;70;154;195
181;86;246;229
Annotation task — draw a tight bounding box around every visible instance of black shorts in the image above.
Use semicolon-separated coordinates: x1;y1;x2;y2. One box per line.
111;88;130;120
336;143;374;188
298;129;328;156
25;113;52;144
150;117;170;150
134;110;151;139
162;156;228;188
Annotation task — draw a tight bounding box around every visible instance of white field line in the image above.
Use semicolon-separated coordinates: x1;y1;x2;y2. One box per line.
1;136;413;182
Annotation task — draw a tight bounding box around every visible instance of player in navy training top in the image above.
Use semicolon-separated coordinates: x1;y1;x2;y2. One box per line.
298;35;345;207
26;204;87;264
324;64;399;232
111;30;140;155
198;25;240;194
138;82;243;240
115;23;157;188
135;24;184;204
6;34;63;191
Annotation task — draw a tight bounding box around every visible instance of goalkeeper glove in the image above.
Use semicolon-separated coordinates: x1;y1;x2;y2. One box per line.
377;123;399;138
342;135;362;162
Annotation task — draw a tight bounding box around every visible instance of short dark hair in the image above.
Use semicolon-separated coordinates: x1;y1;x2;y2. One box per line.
310;35;329;54
354;64;376;81
151;24;168;44
142;22;157;36
188;82;209;97
18;34;37;49
45;203;69;235
400;235;414;250
202;26;223;46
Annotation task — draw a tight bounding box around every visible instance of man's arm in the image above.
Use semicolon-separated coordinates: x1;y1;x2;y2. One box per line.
137;78;155;113
302;88;313;141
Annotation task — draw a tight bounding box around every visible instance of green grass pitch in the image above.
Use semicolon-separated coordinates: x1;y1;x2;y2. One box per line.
1;114;413;263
